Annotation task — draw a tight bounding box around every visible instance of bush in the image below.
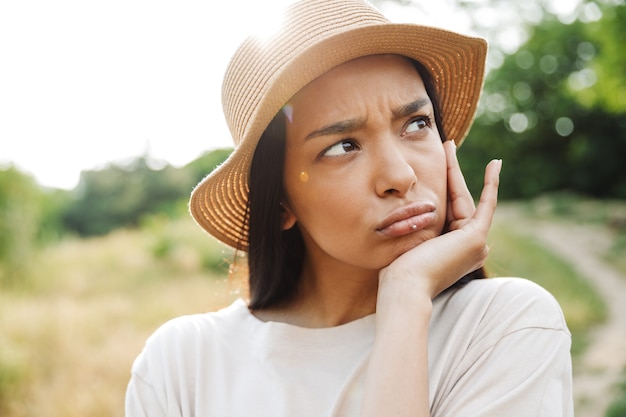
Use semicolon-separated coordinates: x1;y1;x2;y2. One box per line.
0;166;42;287
605;371;626;417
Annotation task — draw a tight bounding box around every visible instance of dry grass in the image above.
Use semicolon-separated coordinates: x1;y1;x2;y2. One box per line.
0;217;238;417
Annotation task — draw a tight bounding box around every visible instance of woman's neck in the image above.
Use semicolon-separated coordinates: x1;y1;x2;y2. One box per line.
253;258;379;328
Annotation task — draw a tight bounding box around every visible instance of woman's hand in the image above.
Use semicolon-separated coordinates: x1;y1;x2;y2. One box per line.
378;140;502;301
363;142;501;417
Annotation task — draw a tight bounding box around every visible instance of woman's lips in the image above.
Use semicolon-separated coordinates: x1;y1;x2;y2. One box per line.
376;202;437;237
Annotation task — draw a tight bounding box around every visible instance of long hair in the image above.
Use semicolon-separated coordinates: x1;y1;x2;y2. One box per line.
246;58;485;310
247;110;306;309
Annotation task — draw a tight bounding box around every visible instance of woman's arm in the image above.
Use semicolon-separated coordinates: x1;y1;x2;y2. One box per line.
361;141;502;417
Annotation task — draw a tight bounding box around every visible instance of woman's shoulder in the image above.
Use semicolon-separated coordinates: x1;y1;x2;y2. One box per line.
142;298;249;352
459;276;562;305
436;277;569;336
471;277;567;327
430;278;574;416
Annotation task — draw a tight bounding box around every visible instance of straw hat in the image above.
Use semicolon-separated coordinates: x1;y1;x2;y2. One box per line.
189;0;487;250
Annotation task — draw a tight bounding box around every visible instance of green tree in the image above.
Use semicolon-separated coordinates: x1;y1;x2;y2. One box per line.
576;3;626;113
61;149;232;236
460;4;626;199
62;156;187;235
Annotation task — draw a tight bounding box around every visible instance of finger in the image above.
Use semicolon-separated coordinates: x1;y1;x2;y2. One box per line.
444;140;475;220
472;159;502;231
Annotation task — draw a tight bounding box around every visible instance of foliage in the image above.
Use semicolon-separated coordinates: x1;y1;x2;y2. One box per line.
61;157;188;236
61;148;232;237
139;210;233;275
0;149;231;287
579;4;626;113
0;166;42;286
37;188;71;243
605;369;626;417
458;2;626;200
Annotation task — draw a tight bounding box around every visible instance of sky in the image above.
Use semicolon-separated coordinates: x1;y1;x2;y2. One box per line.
0;0;577;190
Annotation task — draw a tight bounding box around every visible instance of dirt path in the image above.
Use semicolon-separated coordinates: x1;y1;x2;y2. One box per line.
495;205;626;417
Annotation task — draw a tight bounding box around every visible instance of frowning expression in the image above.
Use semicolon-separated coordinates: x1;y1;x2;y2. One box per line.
282;54;448;274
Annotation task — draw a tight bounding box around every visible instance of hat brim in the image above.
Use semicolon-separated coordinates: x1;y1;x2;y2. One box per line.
190;23;487;250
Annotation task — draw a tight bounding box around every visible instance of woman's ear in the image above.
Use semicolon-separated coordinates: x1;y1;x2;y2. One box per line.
280;201;297;230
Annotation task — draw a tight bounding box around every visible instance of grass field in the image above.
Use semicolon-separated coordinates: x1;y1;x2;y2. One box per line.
0;199;616;417
0;217;240;417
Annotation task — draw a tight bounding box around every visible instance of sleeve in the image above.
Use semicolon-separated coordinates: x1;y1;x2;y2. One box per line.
125;370;167;417
440;326;573;416
124;316;191;417
433;279;574;417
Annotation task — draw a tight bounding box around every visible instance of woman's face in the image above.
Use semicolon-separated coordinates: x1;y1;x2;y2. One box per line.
282;54;448;273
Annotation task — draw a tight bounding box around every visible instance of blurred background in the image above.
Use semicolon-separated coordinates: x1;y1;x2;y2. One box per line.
1;0;625;416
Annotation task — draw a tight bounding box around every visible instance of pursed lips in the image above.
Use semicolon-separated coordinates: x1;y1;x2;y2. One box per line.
375;202;437;237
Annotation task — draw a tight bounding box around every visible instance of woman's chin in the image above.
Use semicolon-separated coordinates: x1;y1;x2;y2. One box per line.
385;230;440;263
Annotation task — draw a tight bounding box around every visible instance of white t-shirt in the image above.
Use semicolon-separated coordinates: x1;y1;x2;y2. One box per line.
126;278;573;416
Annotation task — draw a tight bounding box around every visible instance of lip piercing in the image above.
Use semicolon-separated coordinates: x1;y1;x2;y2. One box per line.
411;224;417;230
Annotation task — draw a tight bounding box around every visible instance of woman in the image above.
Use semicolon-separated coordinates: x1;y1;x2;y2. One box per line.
126;1;573;416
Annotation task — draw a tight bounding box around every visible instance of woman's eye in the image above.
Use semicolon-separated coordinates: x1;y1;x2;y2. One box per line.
405;116;432;134
323;140;359;156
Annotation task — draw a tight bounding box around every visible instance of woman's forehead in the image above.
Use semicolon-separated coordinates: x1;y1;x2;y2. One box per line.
285;55;428;123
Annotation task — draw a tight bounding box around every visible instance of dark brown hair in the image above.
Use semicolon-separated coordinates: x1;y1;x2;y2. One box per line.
246;58;485;310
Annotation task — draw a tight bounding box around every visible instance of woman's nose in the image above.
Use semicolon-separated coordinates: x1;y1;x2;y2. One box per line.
372;140;417;197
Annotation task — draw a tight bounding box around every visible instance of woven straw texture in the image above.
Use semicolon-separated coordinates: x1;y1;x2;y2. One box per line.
189;0;487;250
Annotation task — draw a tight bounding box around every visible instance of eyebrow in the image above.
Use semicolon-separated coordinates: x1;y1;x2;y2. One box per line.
304;118;366;141
303;97;432;141
391;97;432;120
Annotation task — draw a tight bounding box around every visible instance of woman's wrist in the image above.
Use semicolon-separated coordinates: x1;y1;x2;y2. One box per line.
376;272;434;324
